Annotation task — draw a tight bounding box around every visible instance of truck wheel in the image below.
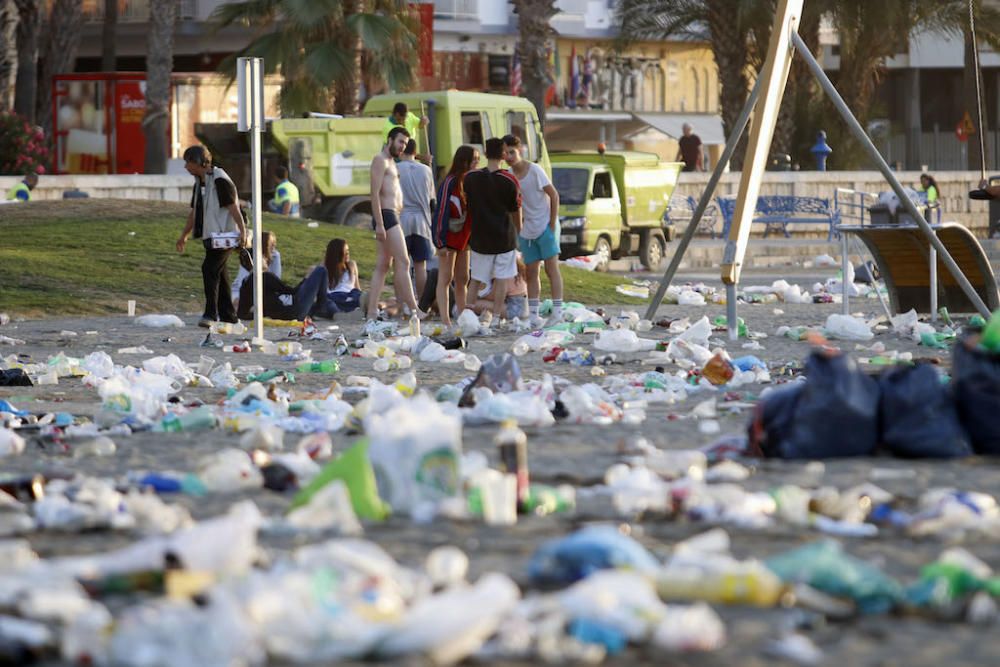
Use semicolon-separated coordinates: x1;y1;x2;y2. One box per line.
640;232;665;270
330;196;372;227
594;237;612;272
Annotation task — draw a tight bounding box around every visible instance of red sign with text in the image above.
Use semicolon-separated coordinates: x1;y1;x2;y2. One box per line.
115;79;147;173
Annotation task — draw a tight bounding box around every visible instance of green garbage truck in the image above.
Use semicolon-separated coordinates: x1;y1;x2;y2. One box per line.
195;90;550;226
551;151;683;271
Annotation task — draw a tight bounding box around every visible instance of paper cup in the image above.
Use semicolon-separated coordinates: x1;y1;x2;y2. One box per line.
480;471;517;526
127;300;136;317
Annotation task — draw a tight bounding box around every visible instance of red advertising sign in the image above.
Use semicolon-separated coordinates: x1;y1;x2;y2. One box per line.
114;79;147;173
411;2;434;77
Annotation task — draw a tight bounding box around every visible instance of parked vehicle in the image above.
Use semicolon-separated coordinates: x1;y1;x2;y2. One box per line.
551;150;683;271
195;91;550;226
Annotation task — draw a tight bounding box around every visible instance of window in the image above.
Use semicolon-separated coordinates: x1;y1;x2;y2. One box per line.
505;110;538;161
460;111;488;150
552;168;589;205
592;172;613;199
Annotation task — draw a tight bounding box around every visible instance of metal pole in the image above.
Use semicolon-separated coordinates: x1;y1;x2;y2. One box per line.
841;231;850;315
644;78;762;320
849;236;893;321
238;57;265;343
793;33;991;317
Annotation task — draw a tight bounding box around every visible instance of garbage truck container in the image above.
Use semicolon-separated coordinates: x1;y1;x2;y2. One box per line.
990;176;1000;239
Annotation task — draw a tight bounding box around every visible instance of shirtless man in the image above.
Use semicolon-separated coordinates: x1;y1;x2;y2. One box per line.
367;126;424;322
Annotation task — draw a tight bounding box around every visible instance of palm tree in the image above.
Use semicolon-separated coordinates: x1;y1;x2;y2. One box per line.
211;0;418;117
618;0;774;169
143;0;178;174
13;0;40;122
511;0;558;128
35;0;84;140
0;0;17;111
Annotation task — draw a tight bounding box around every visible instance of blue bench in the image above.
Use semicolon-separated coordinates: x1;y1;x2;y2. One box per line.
663;194;720;239
716;195;840;241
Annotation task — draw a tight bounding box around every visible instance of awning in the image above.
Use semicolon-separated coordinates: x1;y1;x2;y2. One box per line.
631;112;727;145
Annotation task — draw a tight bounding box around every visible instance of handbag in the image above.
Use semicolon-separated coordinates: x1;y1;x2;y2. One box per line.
209;232;241;249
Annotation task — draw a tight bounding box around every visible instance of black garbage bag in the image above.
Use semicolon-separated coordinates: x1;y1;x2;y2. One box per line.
0;369;32;387
952;336;1000;454
748;351;879;459
879;364;971;458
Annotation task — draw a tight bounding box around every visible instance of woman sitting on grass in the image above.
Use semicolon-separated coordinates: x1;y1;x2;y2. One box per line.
236;249;329;321
231;231;281;311
315;238;362;317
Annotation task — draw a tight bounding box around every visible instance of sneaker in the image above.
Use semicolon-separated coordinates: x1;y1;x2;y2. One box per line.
416;307;430;321
198;317;216;328
551;309;563;323
528;315;547;329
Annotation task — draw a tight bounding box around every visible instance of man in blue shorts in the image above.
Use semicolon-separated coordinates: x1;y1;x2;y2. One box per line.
398;138;436;299
502;134;563;326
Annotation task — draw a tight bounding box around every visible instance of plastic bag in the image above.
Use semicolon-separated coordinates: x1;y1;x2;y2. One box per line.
366;395;462;516
527;525;662;587
952;335;1000;454
0;369;32;386
593;328;656;353
748;351;879;458
879;364;971;458
134;314;185;328
291;439;390;520
823;314;873;341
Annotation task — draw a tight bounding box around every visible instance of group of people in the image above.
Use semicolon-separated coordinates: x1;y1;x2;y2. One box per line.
368;119;565;330
177;100;565;329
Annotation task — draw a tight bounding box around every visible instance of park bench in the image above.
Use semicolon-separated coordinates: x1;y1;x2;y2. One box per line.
834;188;998;315
663;194;720;239
716;194;840;241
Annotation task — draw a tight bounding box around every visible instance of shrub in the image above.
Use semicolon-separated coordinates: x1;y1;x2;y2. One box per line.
0;111;49;176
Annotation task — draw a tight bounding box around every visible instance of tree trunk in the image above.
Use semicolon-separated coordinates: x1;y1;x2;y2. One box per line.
13;0;39;121
511;0;557;129
36;0;84;140
964;26;987;174
706;0;750;169
0;0;17;111
143;0;177;174
333;0;362;116
101;0;118;72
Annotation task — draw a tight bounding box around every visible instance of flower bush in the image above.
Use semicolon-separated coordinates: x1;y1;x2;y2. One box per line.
0;111;49;175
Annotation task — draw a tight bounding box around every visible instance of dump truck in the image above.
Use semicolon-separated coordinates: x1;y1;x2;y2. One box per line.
550;151;683;271
195;90;550;226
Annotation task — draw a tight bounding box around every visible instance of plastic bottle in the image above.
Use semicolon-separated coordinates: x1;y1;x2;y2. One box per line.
72;436;116;458
702;352;735;385
409;312;421;338
226;341;252;353
394;371;418;397
133;472;206;495
157;406;218;433
656;562;786;606
277;341;303;356
296;359;340;374
210;321;247;335
374;356;412;372
494;420;529;512
333;334;350;356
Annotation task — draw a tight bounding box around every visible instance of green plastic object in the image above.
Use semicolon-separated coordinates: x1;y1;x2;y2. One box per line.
765;540;903;614
290;439;389;521
969;314;988;330
712;315;748;338
296;359;340;374
919;332;951;349
981;310;1000;352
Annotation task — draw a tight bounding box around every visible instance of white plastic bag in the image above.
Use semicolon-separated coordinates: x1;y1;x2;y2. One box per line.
135;314;185;328
823;313;874;341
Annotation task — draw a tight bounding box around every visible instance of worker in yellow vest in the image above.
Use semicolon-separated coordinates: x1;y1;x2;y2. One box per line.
268;166;300;217
5;173;38;202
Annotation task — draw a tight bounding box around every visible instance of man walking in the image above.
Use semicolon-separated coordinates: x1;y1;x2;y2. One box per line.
464;137;521;323
175;145;247;328
676;122;703;172
502;134;563;326
398;138;436;298
367;127;424;323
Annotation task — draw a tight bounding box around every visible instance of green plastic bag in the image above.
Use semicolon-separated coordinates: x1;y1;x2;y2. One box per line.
290;438;390;521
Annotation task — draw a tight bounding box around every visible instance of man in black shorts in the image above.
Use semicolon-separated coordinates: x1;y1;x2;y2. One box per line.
367;126;424;322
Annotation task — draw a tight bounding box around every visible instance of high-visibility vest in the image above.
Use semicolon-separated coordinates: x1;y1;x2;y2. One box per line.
5;182;30;202
273;179;300;214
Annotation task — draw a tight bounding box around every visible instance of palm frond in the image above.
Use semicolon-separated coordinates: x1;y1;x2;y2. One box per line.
209;0;280;30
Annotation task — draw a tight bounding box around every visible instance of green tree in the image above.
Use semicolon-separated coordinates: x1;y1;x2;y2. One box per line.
618;0;776;169
143;0;178;174
511;0;558;128
211;0;418;117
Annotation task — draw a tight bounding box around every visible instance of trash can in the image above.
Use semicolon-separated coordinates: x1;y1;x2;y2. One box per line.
990;175;1000;238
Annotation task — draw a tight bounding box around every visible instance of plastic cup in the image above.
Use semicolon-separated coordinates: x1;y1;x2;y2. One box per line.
127;300;136;317
197;355;215;376
480;471;517;526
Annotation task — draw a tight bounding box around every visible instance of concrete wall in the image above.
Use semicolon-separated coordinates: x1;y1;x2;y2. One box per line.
0;175;192;204
673;170;995;236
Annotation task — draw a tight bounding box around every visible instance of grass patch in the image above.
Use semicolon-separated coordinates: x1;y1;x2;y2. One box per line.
0;199;646;317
